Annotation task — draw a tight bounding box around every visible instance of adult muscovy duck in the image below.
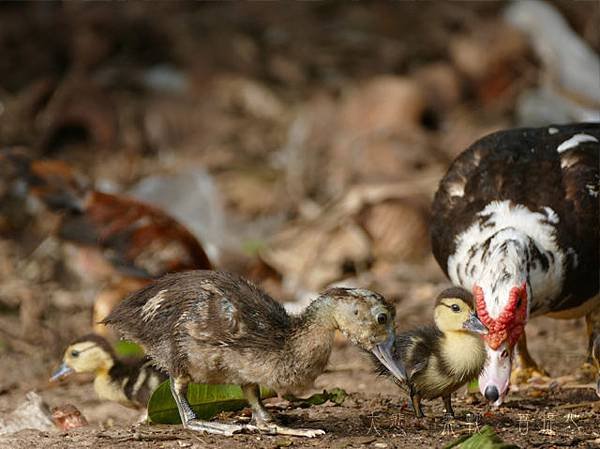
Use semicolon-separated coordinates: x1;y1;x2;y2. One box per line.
430;123;599;405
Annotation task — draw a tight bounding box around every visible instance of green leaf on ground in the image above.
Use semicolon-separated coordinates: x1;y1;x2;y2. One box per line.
148;381;276;424
466;378;479;394
284;388;348;407
443;425;520;449
114;340;145;358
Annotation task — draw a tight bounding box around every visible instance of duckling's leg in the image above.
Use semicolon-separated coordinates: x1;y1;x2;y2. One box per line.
409;387;424;418
242;384;273;424
242;384;325;438
170;376;245;436
442;394;454;418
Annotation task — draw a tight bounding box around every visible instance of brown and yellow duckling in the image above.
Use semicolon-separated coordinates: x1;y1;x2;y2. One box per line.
50;334;167;409
374;287;488;418
103;270;406;437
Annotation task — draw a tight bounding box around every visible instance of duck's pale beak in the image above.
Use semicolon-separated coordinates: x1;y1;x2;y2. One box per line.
463;312;488;335
596;377;600;399
371;333;406;382
50;362;74;382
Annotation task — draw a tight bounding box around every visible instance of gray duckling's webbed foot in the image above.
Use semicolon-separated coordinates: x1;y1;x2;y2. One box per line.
242;384;326;438
246;423;326;438
170;376;245;436
185;419;246;436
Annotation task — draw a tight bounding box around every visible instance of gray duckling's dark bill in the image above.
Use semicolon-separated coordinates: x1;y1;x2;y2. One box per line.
462;312;488;334
371;333;406;382
50;362;74;382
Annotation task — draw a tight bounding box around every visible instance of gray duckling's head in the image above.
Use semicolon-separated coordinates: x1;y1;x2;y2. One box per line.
315;287;406;382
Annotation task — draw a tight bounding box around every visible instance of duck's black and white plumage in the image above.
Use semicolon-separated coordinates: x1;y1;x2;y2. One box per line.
103;270;405;437
431;123;599;405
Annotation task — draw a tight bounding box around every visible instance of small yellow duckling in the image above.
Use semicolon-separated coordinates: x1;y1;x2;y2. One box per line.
375;287;488;418
50;334;166;409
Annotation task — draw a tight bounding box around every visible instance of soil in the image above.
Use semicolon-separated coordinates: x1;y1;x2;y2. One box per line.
1;316;598;449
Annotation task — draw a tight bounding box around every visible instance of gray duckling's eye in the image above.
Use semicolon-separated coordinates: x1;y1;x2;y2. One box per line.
451;304;461;313
376;312;388;325
71;350;80;358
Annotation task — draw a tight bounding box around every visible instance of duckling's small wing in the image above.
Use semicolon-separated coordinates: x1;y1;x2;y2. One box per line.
407;359;428;381
185;295;243;344
395;326;439;383
104;270;292;359
185;289;291;351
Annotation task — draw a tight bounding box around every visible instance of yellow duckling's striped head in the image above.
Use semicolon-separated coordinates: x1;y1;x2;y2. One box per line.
434;287;488;335
50;334;116;381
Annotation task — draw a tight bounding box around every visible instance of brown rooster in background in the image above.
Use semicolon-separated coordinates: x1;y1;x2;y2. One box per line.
0;148;212;336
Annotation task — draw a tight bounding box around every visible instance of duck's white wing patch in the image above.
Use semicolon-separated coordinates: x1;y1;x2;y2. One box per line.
141;289;169;321
447;181;465;198
557;133;598;154
542;207;559;224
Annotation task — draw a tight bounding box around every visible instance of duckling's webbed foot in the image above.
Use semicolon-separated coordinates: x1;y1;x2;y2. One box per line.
170;376;245;436
247;423;326;438
242;384;325;438
186;419;246;436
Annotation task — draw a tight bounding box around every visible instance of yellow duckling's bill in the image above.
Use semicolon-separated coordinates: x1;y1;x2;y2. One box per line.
50;362;75;382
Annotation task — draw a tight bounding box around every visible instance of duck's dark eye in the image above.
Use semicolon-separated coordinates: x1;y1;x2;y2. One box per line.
71;350;80;358
354;309;359;316
376;313;388;325
451;304;460;313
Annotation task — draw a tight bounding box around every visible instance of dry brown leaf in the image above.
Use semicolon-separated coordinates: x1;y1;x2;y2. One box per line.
261;177;440;292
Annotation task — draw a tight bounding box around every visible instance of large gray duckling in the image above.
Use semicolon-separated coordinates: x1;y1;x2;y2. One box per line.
374;287;488;418
103;270;406;437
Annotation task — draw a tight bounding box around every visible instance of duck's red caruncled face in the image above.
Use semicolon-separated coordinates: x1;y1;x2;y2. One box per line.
474;282;528;350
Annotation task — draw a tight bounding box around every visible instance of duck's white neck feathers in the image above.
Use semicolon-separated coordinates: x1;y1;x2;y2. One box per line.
448;200;567;317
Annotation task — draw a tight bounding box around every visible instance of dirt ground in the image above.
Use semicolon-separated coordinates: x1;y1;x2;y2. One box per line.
1;2;599;449
1;302;599;449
